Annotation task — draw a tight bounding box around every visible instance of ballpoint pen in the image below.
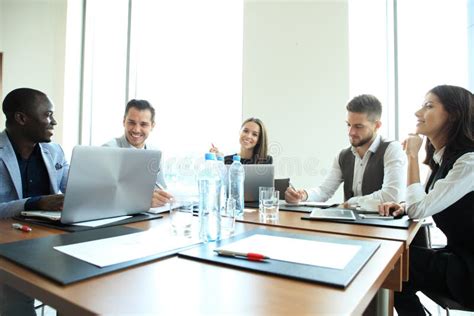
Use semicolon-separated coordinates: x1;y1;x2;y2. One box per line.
12;223;32;232
359;214;394;220
214;249;269;262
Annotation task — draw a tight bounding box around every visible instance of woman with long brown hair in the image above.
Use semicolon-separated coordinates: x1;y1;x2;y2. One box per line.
379;85;474;314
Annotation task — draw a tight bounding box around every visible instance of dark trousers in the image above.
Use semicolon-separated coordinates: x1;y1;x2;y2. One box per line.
0;284;35;316
395;245;463;315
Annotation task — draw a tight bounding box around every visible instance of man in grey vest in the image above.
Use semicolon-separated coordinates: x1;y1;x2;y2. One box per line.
285;94;406;206
103;99;172;207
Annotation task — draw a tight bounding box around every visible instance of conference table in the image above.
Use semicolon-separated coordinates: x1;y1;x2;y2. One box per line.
238;208;422;315
0;215;404;315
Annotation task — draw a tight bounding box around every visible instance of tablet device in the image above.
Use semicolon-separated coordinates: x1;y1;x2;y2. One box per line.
309;208;357;221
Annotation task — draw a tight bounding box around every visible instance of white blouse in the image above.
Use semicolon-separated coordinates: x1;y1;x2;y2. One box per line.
406;148;474;219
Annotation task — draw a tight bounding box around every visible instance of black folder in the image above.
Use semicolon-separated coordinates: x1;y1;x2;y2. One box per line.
301;210;411;229
0;226;175;285
178;229;380;288
14;212;163;232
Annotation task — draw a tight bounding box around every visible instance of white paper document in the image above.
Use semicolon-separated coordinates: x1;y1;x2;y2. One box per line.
217;234;360;270
73;216;132;227
147;202;187;214
54;230;201;267
147;205;170;214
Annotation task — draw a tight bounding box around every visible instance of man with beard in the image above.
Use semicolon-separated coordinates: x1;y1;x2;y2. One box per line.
285;94;406;206
0;88;69;315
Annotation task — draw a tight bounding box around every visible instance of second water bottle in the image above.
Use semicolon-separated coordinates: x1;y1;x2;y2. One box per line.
198;153;222;242
228;155;245;216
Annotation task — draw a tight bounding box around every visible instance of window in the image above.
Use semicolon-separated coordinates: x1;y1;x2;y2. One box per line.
397;0;469;140
77;0;243;162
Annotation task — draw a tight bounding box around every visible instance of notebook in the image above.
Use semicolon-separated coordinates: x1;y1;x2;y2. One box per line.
21;146;161;224
240;165;275;202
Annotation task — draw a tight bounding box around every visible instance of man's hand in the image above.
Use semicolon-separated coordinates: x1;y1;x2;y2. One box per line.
37;194;64;211
378;202;405;217
284;187;307;203
340;202;350;209
151;189;173;207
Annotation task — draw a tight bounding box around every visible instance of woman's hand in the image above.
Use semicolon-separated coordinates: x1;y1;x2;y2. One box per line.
402;133;423;159
209;143;222;156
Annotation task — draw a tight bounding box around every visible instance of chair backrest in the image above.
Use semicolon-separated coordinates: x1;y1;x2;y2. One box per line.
274;178;290;195
423;290;474;314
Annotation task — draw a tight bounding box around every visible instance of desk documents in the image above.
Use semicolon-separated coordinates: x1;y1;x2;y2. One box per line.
216;234;360;270
179;229;381;288
55;230;200;267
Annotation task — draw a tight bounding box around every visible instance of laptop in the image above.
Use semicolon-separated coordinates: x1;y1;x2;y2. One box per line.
309;208;357;221
239;165;275;202
21;146;160;224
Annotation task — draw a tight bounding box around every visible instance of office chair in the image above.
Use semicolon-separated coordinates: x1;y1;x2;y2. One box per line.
423;291;474;316
415;222;474;316
34;301;45;316
274;178;290;195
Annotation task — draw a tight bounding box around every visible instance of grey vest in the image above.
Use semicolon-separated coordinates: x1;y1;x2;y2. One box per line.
338;139;391;201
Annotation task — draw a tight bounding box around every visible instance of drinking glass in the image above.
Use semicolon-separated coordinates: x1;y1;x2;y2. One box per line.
261;190;280;221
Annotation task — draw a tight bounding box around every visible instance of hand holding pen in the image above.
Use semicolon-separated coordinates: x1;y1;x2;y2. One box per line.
151;184;173;207
209;143;223;157
284;182;308;204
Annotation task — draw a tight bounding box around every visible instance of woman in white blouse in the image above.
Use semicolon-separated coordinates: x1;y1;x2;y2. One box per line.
379;85;474;314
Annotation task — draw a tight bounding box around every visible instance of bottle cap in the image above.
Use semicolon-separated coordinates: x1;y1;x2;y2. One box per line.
205;152;217;160
233;155;241;161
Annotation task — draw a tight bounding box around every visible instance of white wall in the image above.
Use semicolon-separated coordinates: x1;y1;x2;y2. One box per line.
243;0;349;201
0;0;67;142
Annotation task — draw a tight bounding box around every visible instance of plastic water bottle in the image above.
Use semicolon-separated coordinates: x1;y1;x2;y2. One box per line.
216;156;227;213
228;155;245;216
198;153;222;242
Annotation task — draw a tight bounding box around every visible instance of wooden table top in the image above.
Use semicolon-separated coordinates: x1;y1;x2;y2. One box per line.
239;208;421;246
0;216;403;315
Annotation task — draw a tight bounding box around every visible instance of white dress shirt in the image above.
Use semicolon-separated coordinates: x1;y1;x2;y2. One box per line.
306;134;406;204
406;148;474;219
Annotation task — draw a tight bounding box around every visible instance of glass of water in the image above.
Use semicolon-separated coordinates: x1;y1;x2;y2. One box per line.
169;196;195;237
261;190;280;221
221;197;236;239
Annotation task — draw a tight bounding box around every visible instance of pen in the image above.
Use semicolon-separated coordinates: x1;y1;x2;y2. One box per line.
156;183;165;191
359;214;394;220
214;249;269;262
289;182;296;191
12;223;32;232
